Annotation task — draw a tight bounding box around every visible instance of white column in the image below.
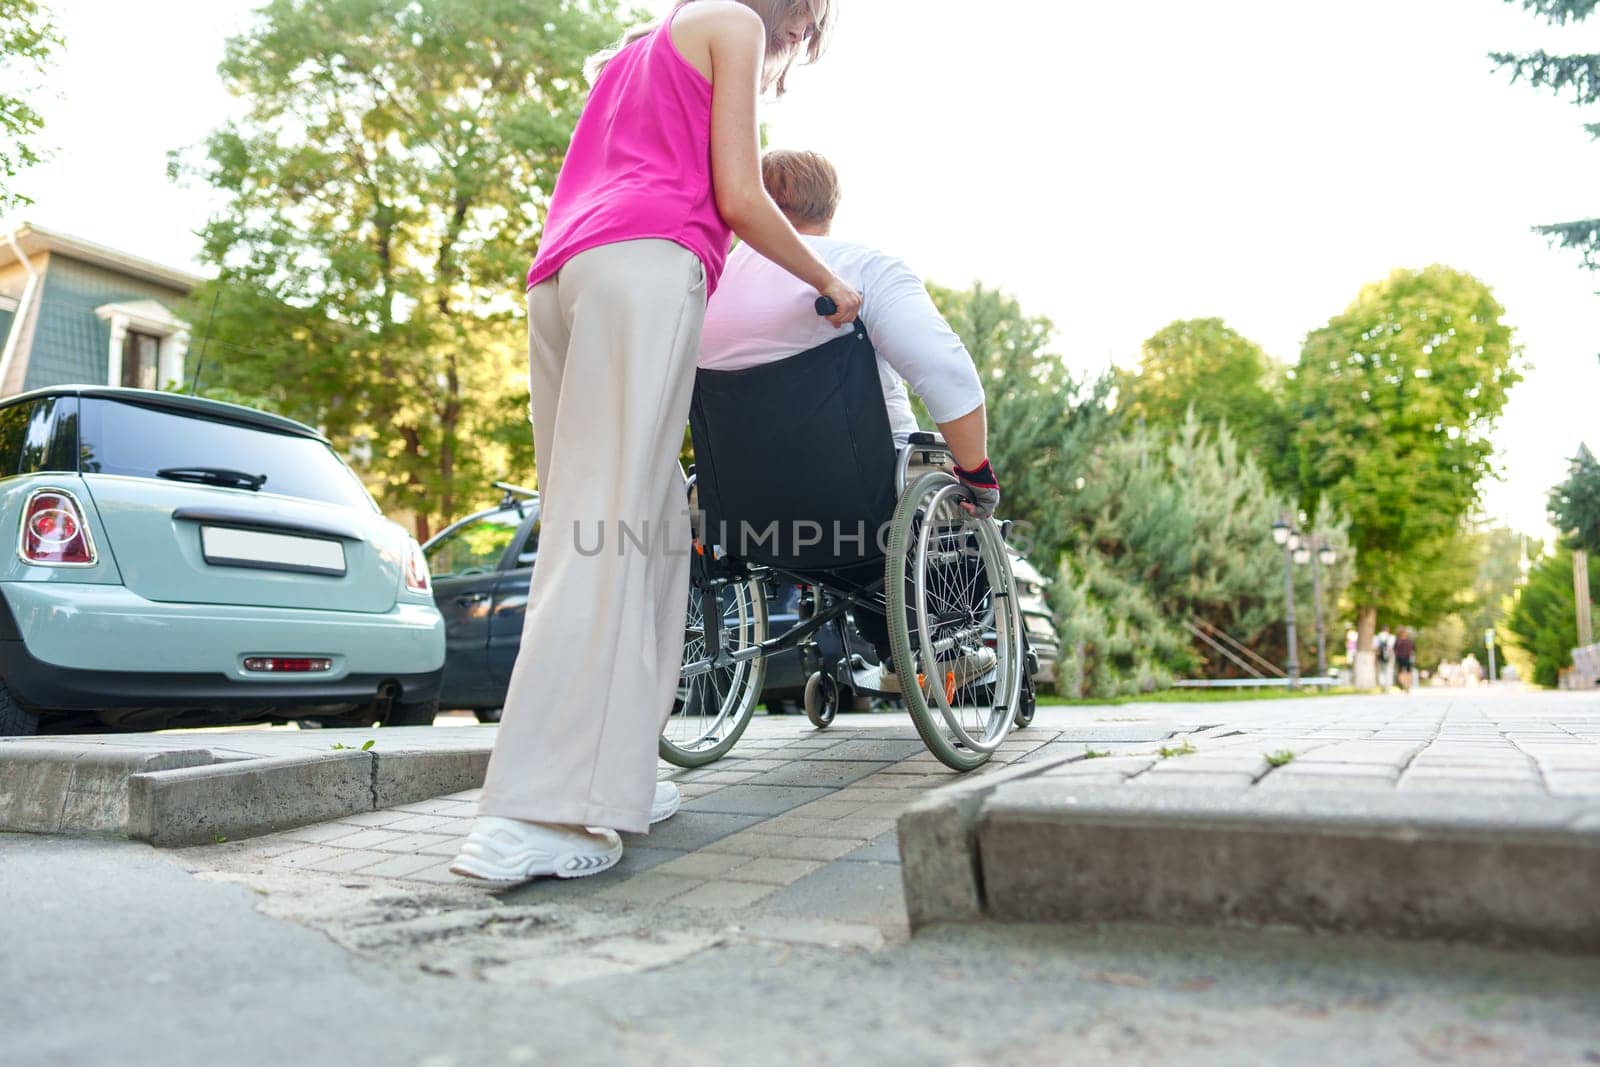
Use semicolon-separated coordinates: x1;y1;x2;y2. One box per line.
105;315;129;387
161;330;190;390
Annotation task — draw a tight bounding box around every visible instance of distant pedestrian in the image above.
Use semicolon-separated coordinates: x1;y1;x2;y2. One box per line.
1394;627;1416;692
1376;626;1396;689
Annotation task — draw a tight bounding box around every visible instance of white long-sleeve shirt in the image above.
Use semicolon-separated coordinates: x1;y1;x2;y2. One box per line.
698;236;985;444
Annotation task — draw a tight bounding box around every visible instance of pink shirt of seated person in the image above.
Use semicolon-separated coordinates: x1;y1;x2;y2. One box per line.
698;235;984;445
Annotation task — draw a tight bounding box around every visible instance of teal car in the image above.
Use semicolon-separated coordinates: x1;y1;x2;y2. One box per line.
0;386;445;736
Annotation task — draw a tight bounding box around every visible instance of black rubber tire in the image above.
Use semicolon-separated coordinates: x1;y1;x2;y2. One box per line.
1014;685;1037;728
803;671;839;729
886;472;1022;771
660;575;767;767
474;707;503;724
384;697;440;727
0;679;40;737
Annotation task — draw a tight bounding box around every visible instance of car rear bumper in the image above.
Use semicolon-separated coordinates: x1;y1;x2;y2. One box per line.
0;581;444;711
0;639;442;713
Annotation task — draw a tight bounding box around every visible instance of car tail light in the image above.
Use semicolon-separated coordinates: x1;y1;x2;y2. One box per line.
244;657;333;673
20;489;97;566
405;539;431;593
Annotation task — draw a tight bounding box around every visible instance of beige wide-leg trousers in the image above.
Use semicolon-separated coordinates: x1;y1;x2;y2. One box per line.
478;239;706;834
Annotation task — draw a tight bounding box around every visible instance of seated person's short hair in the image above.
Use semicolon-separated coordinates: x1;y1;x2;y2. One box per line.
762;149;840;227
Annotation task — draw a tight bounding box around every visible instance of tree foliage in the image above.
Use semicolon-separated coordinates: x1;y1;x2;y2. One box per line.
1492;0;1600;271
0;0;59;212
927;282;1118;573
1292;266;1521;633
1507;546;1600;685
1052;415;1351;697
1116;317;1293;489
175;0;628;539
1506;1;1598;23
1415;525;1536;667
1550;443;1600;553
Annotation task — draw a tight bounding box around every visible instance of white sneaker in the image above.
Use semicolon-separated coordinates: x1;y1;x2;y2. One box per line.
876;647;995;695
954;646;998;684
651;780;681;825
449;817;622;886
876;662;902;697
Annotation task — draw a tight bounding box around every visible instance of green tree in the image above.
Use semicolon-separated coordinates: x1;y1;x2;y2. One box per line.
1292;266;1522;686
1052;415;1352;696
1053;550;1192;699
0;0;59;212
1414;614;1469;672
1117;318;1292;488
927;282;1119;573
1507;545;1600;686
1491;0;1600;272
175;0;627;539
1550;443;1600;553
1416;525;1532;670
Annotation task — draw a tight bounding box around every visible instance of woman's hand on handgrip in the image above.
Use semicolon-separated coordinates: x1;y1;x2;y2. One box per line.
817;277;862;328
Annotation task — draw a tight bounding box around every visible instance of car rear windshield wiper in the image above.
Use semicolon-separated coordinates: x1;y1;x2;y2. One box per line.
157;467;269;492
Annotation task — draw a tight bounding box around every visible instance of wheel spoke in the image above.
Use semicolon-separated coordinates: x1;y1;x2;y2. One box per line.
901;481;1021;758
663;576;767;764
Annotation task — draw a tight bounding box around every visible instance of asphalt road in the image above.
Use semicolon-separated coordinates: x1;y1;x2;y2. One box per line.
4;831;1598;1067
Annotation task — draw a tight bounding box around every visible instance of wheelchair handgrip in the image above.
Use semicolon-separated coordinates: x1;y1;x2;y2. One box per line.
815;296;837;317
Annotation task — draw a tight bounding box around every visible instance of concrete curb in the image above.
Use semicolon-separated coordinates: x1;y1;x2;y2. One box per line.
895;754;1078;929
129;752;376;847
0;743;215;835
1;735;493;846
898;769;1600;951
373;748;492;810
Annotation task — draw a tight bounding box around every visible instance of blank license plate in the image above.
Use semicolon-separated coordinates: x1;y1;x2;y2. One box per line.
200;526;346;577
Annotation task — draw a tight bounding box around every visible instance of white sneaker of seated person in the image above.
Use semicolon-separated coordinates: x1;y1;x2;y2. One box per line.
450;781;681;886
874;646;998;695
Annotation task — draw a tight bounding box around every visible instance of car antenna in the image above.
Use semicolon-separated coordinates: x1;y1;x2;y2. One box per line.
188;288;221;396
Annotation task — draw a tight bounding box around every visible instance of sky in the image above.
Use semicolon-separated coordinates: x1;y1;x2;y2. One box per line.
7;0;1598;539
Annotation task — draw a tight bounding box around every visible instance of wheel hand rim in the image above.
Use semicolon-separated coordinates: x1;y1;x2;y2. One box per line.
911;484;1016;752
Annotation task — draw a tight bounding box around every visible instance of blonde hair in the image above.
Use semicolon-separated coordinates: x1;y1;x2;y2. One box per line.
761;149;840;227
586;0;835;97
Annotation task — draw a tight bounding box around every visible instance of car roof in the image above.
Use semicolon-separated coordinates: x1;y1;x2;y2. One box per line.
0;385;328;443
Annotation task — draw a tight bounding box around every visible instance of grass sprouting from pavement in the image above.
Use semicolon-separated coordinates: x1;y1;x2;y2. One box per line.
1041;687;1357;707
1266;750;1296;767
1158;738;1197;759
1082;748;1111;759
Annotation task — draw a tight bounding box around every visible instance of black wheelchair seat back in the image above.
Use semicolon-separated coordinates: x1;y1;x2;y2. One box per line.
689;324;897;573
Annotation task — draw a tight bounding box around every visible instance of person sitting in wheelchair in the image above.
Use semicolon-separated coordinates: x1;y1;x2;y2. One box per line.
697;148;1000;692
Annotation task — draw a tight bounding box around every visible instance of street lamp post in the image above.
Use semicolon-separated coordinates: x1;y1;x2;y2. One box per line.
1272;519;1300;689
1309;539;1337;680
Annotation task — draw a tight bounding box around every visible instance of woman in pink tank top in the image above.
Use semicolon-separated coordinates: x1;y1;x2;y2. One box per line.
453;0;862;885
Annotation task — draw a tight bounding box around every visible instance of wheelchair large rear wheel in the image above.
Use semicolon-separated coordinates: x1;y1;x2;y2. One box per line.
885;472;1024;771
661;573;768;768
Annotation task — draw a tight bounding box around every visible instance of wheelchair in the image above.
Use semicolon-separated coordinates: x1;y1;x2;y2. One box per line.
659;320;1037;773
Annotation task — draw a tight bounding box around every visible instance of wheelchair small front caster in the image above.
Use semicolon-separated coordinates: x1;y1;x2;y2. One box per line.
1013;685;1036;728
803;671;840;729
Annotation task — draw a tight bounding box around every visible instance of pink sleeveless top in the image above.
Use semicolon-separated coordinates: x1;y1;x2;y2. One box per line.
527;8;732;296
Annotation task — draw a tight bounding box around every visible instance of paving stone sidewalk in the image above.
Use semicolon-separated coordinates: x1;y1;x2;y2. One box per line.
180;687;1600;970
1028;688;1600;797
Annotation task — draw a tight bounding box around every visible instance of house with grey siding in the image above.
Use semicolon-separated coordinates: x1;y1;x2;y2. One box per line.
0;223;203;398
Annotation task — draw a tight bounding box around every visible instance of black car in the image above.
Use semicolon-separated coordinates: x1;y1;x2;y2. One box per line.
757;581;877;713
424;484;1058;718
422;483;541;722
423;483;871;718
